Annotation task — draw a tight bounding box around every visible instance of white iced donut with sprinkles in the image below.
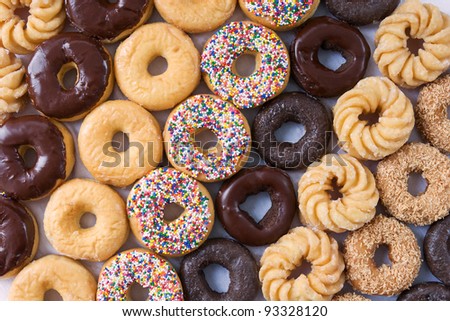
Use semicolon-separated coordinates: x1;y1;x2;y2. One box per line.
163;95;251;182
127;167;214;257
96;249;184;301
201;22;290;109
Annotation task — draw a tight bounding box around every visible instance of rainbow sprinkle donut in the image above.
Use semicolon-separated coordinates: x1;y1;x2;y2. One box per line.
96;249;183;301
163;95;251;182
127;167;214;256
201;22;290;109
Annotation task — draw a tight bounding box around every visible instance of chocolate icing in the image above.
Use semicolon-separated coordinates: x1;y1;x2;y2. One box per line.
216;166;296;246
65;0;151;41
27;33;112;120
0;197;36;276
397;283;450;301
290;16;370;97
424;215;450;286
0;115;67;200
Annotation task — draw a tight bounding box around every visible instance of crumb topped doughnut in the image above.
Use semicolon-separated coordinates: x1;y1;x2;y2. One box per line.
332;293;370;301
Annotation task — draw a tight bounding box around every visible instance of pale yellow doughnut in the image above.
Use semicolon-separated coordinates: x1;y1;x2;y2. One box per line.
114;23;200;111
155;0;236;33
9;255;97;301
44;179;129;262
78;100;163;188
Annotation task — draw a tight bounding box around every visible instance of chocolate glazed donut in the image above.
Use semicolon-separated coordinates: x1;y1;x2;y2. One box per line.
424;215;450;286
253;92;331;169
290;16;370;97
397;283;450;301
180;238;259;301
216;166;296;246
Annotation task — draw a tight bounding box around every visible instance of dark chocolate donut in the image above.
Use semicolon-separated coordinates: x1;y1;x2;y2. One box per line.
180;238;259;301
27;33;113;121
216;166;296;246
0;116;68;200
290;16;370;97
326;0;400;26
253;92;331;169
65;0;152;42
397;283;450;301
0;197;36;277
424;215;450;286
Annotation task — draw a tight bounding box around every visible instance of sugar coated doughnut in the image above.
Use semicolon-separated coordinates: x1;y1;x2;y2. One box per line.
332;293;370;301
44;179;129;262
164;95;251;182
128;168;214;257
298;154;379;233
333;77;415;161
0;115;74;201
201;21;289;109
97;249;183;301
397;283;450;301
0;197;38;279
155;0;236;33
259;227;345;301
9;255;97;301
374;0;450;88
79;100;163;188
115;23;200;111
376;143;450;226
344;215;421;296
424;215;450;286
239;0;319;31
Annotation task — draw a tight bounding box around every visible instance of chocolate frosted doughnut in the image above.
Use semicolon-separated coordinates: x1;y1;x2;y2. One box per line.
290;16;370;97
424;215;450;286
397;283;450;301
180;238;259;301
253;92;331;169
216;166;296;246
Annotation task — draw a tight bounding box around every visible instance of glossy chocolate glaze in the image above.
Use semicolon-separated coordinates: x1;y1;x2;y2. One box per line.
65;0;151;41
27;33;112;120
397;283;450;301
0;116;67;200
290;16;370;97
424;215;450;286
216;166;296;246
0;197;36;276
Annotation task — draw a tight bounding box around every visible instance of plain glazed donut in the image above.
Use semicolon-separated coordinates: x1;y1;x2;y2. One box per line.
128;168;214;257
376;143;450;226
424;215;450;285
9;255;97;301
397;283;450;301
344;215;421;296
97;249;184;301
78;100;163;188
44;179;129;262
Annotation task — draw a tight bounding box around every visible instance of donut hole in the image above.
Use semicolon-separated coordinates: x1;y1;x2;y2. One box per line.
327;177;343;201
203;264;230;294
233;52;259;77
163;202;185;223
147;56;168;76
359;108;381;126
374;244;392;268
44;289;63;301
318;43;347;72
407;171;428;196
288;261;312;280
239;191;272;224
18;145;38;170
406;29;425;56
79;212;97;229
194;128;219;154
128;282;149;301
14;6;30;23
274;121;306;144
111;131;130;153
57;62;79;90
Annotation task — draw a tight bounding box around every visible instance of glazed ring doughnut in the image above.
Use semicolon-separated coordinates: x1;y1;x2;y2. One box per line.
424;215;450;286
0;0;66;54
78;100;163;188
201;21;290;109
416;74;450;153
128;167;214;257
115;23;200;111
155;0;237;33
374;0;450;88
44;179;129;262
344;215;421;296
9;255;97;301
376;143;450;226
164;95;251;182
298;153;379;233
333;77;415;160
259;227;345;301
97;249;184;301
332;293;370;301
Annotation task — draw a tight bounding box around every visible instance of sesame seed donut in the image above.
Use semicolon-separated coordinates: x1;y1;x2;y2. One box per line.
298;154;379;233
344;215;421;296
333;77;415;161
201;21;290;109
332;293;371;301
374;0;450;88
9;255;97;301
44;179;129;262
97;249;184;301
115;23;200;111
127;167;214;257
164;95;251;183
376;143;450;226
259;226;345;301
155;0;237;33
